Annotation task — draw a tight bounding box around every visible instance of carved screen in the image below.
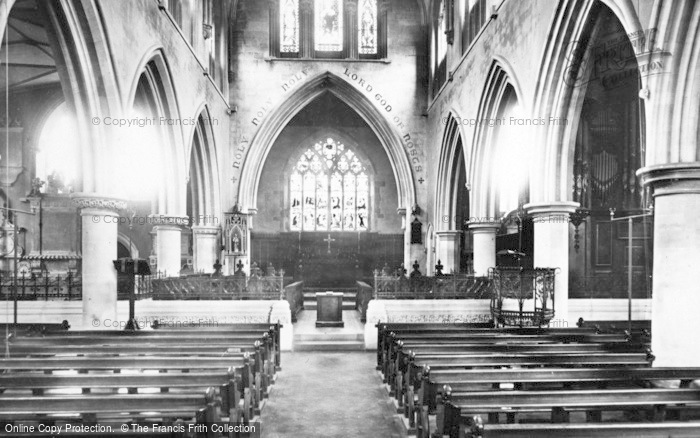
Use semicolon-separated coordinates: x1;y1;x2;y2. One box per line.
290;138;369;232
358;0;378;55
281;0;300;53
315;0;343;52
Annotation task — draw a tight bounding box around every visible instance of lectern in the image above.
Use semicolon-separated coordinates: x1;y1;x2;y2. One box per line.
316;291;344;327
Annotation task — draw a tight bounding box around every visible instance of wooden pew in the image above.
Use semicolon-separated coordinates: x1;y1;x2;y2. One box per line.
0;388;229;429
465;421;700;438
437;387;700;438
416;367;700;436
0;369;252;426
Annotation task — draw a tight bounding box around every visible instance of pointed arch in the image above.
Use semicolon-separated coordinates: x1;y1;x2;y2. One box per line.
468;61;522;219
237;71;415;216
187;105;222;221
529;0;648;203
126;49;187;216
435;112;465;231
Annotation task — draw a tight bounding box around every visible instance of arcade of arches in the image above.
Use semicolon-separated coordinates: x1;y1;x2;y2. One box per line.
1;0;700;374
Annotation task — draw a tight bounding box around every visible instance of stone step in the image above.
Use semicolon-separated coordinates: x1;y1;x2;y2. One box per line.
294;340;365;351
294;332;364;342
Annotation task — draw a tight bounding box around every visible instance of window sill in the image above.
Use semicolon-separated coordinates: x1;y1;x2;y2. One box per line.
265;57;391;64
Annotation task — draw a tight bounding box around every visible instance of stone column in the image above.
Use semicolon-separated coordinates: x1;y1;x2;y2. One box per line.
435;230;462;273
525;202;579;326
71;194;126;330
152;215;188;277
192;225;220;273
638;164;700;367
268;0;280;58
469;222;499;276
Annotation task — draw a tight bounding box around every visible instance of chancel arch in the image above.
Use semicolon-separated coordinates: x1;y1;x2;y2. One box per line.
252;92;404;288
237;72;416;274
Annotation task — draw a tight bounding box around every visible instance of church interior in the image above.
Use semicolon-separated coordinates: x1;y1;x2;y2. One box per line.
1;0;700;436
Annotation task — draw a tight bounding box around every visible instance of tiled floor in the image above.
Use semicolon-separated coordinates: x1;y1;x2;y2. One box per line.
260;352;405;438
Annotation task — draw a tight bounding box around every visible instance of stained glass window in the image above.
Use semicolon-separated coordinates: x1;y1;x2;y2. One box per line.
281;0;300;53
315;0;343;52
290;138;369;232
359;0;377;55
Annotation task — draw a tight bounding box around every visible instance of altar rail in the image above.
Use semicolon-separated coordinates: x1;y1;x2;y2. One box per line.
0;274;82;301
149;273;288;300
372;274;491;300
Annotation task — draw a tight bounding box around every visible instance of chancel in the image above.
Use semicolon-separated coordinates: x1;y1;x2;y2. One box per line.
1;0;700;437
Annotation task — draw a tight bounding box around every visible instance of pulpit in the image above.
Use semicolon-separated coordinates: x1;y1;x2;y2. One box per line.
316;292;344;327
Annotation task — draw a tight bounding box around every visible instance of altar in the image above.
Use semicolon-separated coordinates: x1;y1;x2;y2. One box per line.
315;292;344;328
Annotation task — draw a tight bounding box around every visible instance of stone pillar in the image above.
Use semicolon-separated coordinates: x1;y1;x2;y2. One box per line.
268;0;280;58
639;164;700;366
435;230;462;273
192;225;219;273
152;215;188;277
469;222;498;276
71;194;126;330
525;202;579;326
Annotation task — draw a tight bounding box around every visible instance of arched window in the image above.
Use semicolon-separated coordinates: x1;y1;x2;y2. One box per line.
290;138;369;232
433;0;450;95
358;0;378;55
36;102;78;194
315;0;343;52
280;0;300;53
272;0;386;59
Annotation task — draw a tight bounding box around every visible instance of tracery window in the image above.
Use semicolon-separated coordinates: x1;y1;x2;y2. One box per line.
271;0;386;59
290;138;369;232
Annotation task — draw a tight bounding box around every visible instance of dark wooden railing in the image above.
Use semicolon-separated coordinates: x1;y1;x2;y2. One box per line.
150;272;287;300
284;281;304;322
0;273;82;301
372;273;491;300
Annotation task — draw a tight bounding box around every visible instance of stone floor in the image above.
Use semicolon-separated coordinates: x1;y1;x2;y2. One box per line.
260;352;405;438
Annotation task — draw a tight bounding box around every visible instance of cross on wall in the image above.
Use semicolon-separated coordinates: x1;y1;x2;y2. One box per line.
323;233;336;254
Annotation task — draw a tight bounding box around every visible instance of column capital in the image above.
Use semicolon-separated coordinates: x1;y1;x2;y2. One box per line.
149;214;190;227
637;163;700;196
435;230;463;237
191;225;220;235
524;201;580;219
467;221;500;233
346;0;358;11
70;193;127;212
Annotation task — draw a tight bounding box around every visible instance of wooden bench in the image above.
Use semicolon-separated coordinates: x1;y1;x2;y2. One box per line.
414;367;700;436
464;421;700;438
0;369;255;426
437;387;700;438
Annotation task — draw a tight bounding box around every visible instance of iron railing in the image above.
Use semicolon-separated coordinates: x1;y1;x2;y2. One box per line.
489;267;556;327
372;273;491;299
0;273;82;301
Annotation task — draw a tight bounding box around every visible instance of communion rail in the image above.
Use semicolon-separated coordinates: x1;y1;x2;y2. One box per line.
0;273;82;301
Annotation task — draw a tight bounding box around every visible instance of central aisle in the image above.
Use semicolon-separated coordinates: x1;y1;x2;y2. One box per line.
260;352;405;438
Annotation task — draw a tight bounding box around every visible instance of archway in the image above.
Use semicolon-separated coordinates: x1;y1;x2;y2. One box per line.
238;71;416;272
252;92;404;287
435;114;471;273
